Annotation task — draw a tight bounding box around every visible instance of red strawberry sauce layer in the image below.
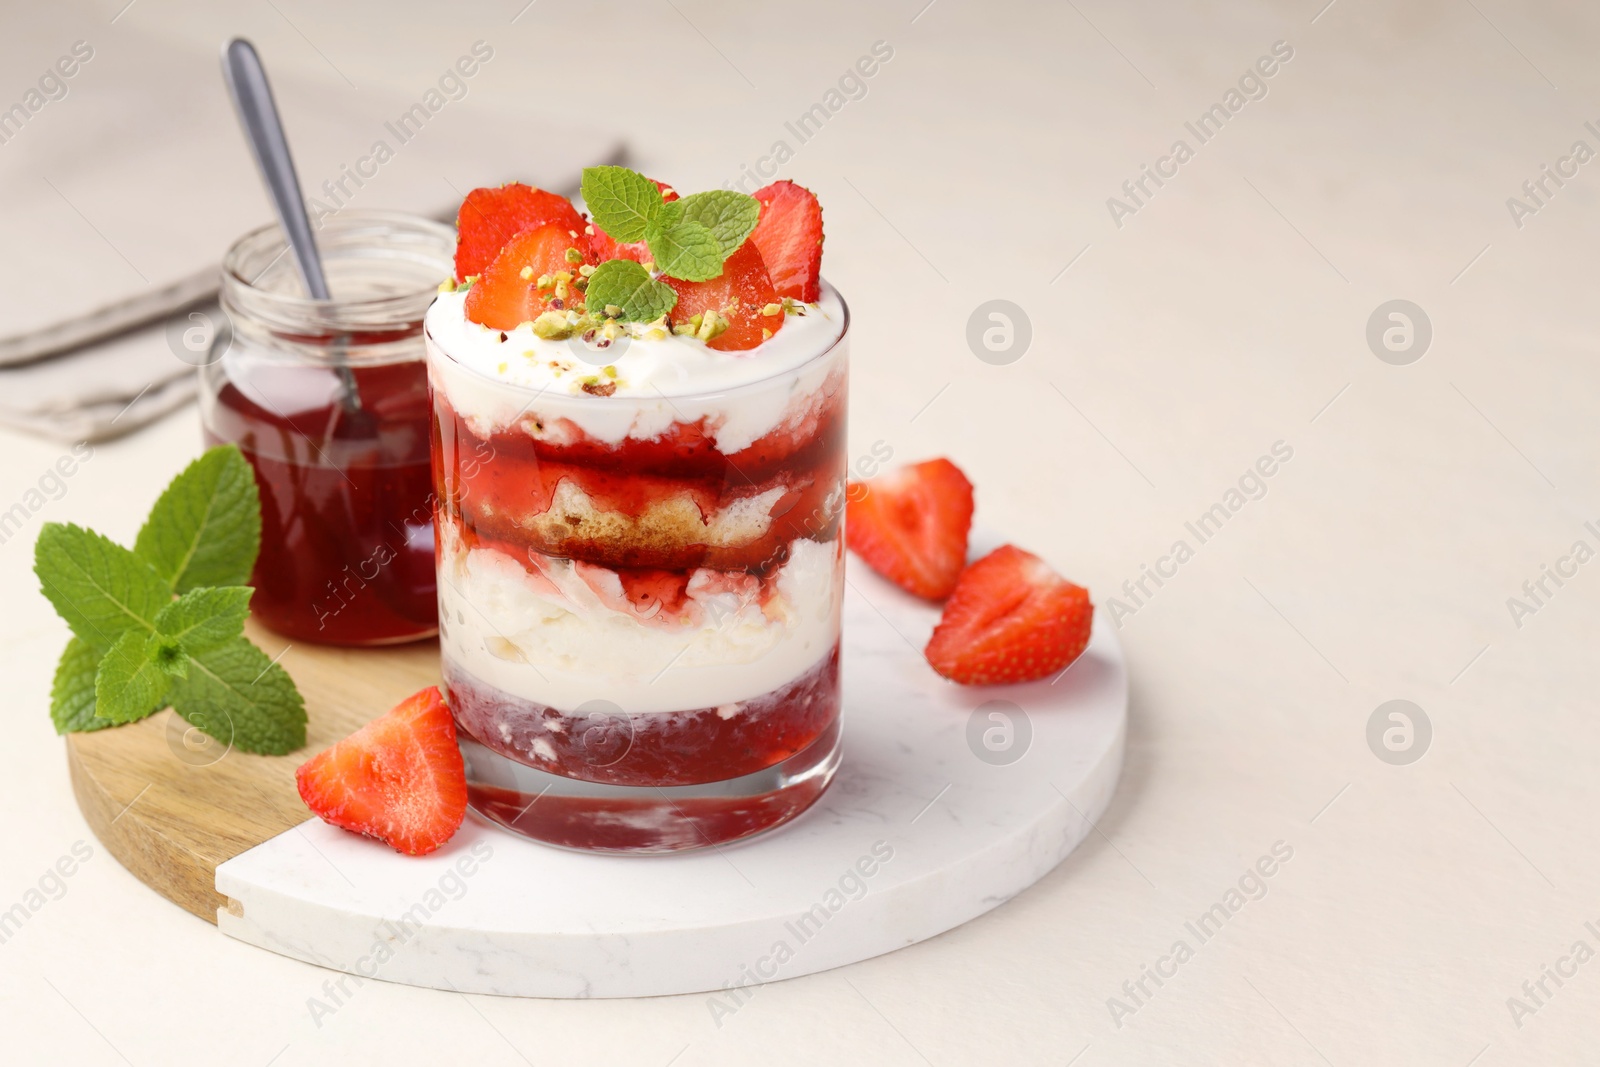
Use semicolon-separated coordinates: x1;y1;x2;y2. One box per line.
468;718;838;853
445;643;840;787
430;381;846;573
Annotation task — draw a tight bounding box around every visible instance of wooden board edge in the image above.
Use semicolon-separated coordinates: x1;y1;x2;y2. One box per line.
67;742;227;924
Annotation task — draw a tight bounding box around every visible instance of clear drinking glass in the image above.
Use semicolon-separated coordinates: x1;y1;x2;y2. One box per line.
203;212;454;645
426;287;849;853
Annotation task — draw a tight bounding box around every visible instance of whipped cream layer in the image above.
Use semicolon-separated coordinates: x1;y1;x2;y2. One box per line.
438;526;843;714
426;281;846;454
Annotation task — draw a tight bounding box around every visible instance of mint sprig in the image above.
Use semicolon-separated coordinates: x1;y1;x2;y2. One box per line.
171;640;305;757
586;260;678;323
580;166;663;244
674;191;760;257
50;638;111;735
135;444;262;592
95;631;173;724
581;165;761;284
34;444;306;755
648;212;723;282
35;525;170;652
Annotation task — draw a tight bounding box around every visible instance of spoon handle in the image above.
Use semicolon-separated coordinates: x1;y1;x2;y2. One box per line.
221;38;330;301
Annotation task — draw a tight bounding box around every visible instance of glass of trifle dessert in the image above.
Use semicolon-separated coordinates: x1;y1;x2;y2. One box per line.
426;169;845;852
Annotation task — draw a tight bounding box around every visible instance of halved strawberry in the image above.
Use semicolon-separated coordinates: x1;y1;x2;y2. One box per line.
846;458;974;600
585;178;679;265
750;180;823;302
464;223;590;331
455;183;586;282
664;239;784;352
925;545;1093;686
295;686;468;856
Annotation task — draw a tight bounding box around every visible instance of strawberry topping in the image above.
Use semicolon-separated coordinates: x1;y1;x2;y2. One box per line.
846;458;974;600
454;183;586;283
295;686;468;855
464;223;591;331
664;239;784;352
924;545;1093;686
750;181;824;302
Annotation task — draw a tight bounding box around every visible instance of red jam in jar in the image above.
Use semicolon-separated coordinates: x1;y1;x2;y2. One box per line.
201;212;455;645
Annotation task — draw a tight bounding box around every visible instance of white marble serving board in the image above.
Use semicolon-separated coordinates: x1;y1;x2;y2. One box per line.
215;555;1127;999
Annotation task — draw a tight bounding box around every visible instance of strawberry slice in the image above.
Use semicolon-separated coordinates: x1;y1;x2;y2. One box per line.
750;180;823;302
925;545;1093;686
455;183;586;282
586;177;679;265
664;239;784;352
295;686;468;856
846;458;974;600
464;223;590;331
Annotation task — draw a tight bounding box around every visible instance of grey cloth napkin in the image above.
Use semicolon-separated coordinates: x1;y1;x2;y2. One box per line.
0;309;205;442
0;19;622;441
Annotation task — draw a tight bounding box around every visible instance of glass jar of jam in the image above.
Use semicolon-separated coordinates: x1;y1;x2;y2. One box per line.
202;212;453;645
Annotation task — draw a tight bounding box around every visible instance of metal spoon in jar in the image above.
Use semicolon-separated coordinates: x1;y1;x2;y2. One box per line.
220;37;366;420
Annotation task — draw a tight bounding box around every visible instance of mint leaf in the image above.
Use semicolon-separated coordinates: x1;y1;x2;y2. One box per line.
586;259;679;323
134;445;261;593
675;190;760;258
146;632;189;678
169;638;306;755
35;523;168;651
155;586;253;656
649;220;725;282
581;166;664;244
95;630;171;724
51;638;112;734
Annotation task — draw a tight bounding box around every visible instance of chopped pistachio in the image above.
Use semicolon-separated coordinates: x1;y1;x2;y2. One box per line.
577;264;596;277
645;327;668;341
604;304;623;319
532;311;575;340
437;279;456;294
672;322;697;336
535;273;553;289
564;247;584;264
695;308;729;343
519;266;534;281
761;303;782;316
762;328;772;340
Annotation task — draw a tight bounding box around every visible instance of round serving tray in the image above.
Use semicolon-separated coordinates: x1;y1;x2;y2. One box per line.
69;546;1126;998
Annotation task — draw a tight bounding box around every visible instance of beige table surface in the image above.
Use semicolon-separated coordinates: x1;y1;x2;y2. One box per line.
3;0;1597;1063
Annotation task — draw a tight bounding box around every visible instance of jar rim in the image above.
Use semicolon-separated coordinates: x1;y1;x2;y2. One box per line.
221;210;455;333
